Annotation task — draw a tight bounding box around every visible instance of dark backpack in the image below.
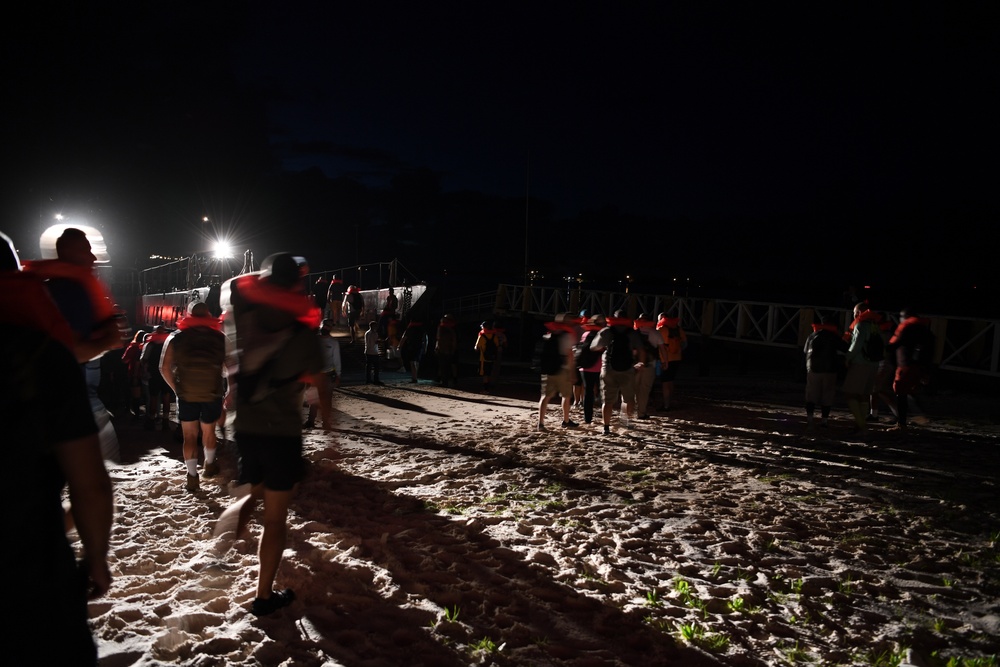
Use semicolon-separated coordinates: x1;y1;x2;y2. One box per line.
862;324;885;363
540;332;564;375
607;328;634;371
574;330;600;369
481;333;498;361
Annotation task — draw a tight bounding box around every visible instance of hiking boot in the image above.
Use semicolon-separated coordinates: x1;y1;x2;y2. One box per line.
251;589;295;616
203;461;220;478
603;425;611;435
537;422;548;432
186;474;199;493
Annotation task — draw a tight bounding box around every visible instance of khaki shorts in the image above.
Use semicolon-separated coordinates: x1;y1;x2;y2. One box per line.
601;367;636;406
542;367;574;399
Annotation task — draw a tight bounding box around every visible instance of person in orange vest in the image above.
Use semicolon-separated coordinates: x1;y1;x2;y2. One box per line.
159;302;227;492
656;312;688;412
218;252;331;616
24;227;127;461
1;230;114;665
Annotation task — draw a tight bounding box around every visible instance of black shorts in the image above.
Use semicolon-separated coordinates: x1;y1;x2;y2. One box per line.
178;398;223;423
235;432;305;492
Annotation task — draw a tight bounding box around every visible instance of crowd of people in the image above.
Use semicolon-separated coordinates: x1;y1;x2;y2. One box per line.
534;309;687;435
804;300;935;441
2;224;942;663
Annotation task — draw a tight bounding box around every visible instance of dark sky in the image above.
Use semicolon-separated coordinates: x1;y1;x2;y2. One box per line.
3;2;998;305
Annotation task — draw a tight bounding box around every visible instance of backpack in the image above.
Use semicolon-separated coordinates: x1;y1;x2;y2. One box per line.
574;330;600;369
607;328;634;371
862;324;885;363
481;333;498;361
540;332;564;375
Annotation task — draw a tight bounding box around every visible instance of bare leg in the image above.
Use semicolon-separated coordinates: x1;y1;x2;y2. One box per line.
257;487;292;599
200;421;217;466
181;420;201;463
537;395;551;427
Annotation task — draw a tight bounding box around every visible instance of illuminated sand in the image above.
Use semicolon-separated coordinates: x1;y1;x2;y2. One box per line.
91;377;999;666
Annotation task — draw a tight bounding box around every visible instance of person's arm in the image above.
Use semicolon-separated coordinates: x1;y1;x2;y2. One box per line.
845;326;863;365
158;337;178;395
56;434;114;599
590;331;605;352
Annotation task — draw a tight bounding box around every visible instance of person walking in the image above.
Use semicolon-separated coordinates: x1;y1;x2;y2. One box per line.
219;252;331;616
158;301;227;492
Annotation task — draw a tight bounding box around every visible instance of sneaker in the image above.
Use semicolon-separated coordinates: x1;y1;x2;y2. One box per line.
537;423;548;432
603;425;611;435
186;474;199;493
250;589;295;616
561;420;579;428
203;460;220;478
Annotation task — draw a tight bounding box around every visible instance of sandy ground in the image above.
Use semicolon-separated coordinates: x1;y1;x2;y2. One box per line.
89;362;999;666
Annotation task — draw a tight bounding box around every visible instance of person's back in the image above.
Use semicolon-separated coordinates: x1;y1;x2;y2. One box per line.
170;324;226;402
591;312;642;433
227;278;319;436
804;326;844;374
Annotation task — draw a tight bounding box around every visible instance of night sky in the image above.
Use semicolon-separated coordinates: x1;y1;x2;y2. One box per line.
3;2;998;310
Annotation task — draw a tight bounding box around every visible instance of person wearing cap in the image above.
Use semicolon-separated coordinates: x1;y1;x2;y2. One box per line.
219;252;331;616
158;301;227;492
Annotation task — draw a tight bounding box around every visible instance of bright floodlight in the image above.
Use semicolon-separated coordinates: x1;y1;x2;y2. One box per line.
213;240;233;259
